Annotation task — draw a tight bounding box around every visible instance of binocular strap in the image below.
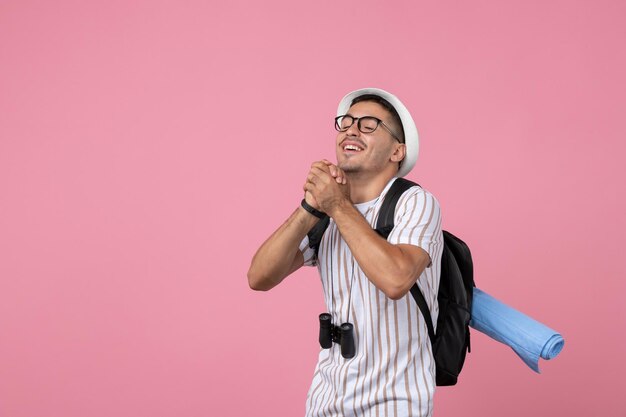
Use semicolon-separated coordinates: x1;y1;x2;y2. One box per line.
327;225;358;326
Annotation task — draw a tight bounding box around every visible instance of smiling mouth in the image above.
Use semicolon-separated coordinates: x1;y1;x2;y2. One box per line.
343;144;364;152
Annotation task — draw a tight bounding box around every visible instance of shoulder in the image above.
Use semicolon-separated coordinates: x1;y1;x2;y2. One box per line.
395;182;441;213
384;180;443;248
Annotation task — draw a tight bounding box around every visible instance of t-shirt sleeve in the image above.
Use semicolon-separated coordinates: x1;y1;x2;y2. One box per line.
299;235;318;267
386;187;443;266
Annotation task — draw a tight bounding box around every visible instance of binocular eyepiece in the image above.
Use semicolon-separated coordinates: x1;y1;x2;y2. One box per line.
319;313;355;359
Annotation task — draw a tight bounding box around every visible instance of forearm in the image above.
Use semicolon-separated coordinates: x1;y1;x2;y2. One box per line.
248;206;319;291
330;200;427;299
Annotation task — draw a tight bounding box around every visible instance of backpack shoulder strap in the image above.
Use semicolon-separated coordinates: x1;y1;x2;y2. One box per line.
375;178;436;344
307;215;330;257
375;177;419;235
411;285;436;342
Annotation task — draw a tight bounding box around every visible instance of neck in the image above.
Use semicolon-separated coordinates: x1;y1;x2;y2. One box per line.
346;170;397;204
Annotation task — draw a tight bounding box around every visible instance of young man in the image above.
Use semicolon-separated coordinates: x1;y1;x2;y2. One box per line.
248;88;443;417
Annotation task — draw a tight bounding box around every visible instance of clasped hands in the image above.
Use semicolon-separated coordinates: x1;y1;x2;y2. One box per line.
303;160;351;217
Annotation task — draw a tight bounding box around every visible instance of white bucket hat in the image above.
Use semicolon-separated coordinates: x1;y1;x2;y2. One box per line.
337;87;419;178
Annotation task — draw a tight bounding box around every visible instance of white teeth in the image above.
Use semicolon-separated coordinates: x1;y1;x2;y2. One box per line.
344;145;362;151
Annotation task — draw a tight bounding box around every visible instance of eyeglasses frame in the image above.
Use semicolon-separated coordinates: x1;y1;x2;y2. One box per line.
334;114;403;143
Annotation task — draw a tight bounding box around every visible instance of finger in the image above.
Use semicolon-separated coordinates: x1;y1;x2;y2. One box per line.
310;165;333;182
311;161;332;174
303;182;317;195
307;164;323;183
334;169;344;183
315;165;342;184
322;160;344;182
307;170;332;189
332;166;345;184
321;159;338;174
304;190;319;207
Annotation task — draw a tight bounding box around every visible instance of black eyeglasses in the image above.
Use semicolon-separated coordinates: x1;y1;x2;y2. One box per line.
334;115;403;143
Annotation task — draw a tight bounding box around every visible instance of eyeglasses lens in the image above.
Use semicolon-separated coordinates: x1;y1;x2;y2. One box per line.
358;117;378;133
337;116;353;131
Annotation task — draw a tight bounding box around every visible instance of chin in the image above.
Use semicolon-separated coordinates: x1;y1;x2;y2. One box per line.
338;161;359;173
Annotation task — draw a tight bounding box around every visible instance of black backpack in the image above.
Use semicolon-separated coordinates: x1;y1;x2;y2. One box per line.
307;178;475;386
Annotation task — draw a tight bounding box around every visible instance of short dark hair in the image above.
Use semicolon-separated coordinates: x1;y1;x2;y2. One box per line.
351;94;405;143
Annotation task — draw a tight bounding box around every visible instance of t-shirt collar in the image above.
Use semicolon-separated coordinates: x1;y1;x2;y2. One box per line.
353;177;398;214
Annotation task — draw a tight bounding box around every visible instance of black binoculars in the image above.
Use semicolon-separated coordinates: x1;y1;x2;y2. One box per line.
318;313;355;359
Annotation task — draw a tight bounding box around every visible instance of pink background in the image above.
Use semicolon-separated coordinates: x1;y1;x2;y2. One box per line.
1;1;625;416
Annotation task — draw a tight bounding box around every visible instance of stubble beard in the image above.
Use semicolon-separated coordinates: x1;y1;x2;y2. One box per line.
337;156;365;175
338;161;358;173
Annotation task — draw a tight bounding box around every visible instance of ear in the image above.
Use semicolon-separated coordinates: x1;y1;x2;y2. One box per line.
390;143;406;163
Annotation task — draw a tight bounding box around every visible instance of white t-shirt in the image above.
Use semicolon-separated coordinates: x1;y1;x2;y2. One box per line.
300;178;443;417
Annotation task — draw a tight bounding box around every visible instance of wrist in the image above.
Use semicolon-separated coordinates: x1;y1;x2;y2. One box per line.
301;199;326;219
